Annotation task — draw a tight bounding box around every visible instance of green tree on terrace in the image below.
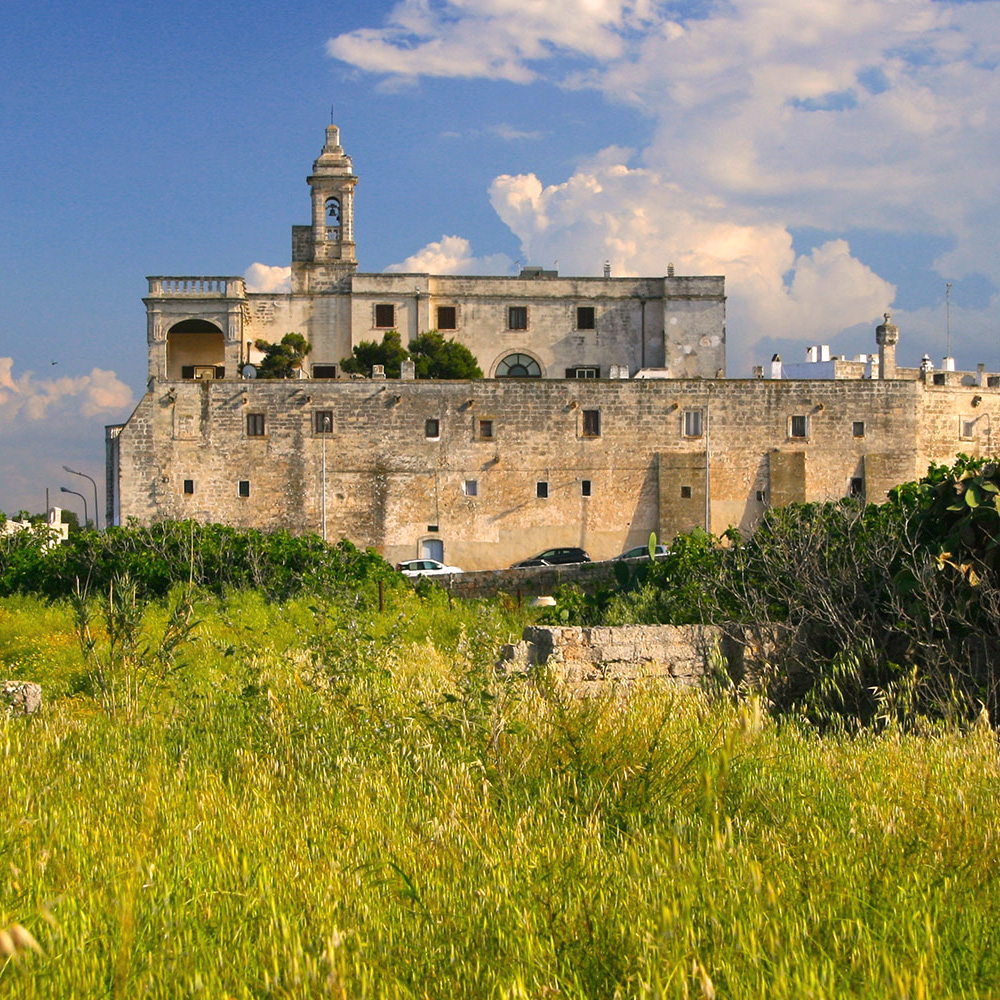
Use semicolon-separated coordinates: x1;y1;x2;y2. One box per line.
340;330;410;378
253;333;311;379
409;331;483;379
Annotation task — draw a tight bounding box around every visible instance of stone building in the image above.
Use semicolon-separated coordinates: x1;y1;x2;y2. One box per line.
146;125;726;386
107;125;1000;570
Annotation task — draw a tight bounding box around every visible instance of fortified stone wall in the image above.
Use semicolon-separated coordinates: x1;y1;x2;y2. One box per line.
111;376;1000;569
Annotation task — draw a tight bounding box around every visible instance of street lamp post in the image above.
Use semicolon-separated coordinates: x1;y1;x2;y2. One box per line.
59;487;88;530
321;414;331;542
63;465;99;531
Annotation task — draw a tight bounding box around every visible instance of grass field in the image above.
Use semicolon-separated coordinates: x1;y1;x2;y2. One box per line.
2;589;1000;997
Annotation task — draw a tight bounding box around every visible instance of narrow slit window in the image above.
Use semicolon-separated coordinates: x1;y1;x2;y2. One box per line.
581;480;592;497
536;481;549;499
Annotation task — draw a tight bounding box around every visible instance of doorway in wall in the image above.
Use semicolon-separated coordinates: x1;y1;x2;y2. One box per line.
420;538;444;562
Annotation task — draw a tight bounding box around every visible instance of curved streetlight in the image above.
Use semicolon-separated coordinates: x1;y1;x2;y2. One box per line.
59;486;88;529
63;465;99;531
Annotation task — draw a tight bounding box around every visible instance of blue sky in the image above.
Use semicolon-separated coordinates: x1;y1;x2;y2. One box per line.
2;0;999;517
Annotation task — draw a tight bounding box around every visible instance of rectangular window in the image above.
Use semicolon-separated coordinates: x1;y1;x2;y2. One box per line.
183;479;194;495
478;418;494;440
463;480;478;497
437;306;457;330
961;418;976;440
933;372;946;385
581;479;592;497
850;477;865;498
425;418;440;439
756;489;766;504
681;485;692;499
374;303;395;328
582;409;601;437
683;409;703;438
566;366;600;379
312;364;337;379
238;480;250;498
790;415;808;439
536;481;549;499
246;413;265;437
314;410;333;434
576;306;596;330
853;421;866;438
508;305;528;330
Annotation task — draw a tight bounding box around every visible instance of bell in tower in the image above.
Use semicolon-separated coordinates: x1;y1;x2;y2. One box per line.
291;124;359;292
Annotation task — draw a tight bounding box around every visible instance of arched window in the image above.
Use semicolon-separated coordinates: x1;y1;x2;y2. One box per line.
495;353;541;378
325;197;341;240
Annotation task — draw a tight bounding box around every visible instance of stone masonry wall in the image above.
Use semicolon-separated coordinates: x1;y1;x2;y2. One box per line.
112;376;1000;570
499;624;729;690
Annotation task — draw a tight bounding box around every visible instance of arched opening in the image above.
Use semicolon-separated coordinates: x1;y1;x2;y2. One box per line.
325;197;341;241
494;353;542;378
166;319;225;380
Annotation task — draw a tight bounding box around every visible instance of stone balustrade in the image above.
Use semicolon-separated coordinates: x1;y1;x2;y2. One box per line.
147;277;245;298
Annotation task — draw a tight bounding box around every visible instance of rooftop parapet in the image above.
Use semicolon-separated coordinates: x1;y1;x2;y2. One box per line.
147;276;246;298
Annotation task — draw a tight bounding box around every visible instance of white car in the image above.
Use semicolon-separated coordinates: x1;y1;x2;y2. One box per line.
397;558;463;577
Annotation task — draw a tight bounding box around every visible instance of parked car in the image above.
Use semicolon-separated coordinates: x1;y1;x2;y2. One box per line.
616;544;670;560
396;558;463;577
510;547;591;568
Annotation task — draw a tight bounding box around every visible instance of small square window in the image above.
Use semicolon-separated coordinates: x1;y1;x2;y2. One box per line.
536;481;549;499
238;480;250;498
576;306;595;330
425;418;440;439
933;372;946;386
463;480;478;497
850;477;865;498
790;415;808;439
853;421;866;438
581;479;592;497
478;418;494;440
312;364;337;379
681;485;692;499
508;305;528;330
246;413;265;437
437;306;457;330
374;303;395;328
315;410;333;434
582;409;601;437
683;410;703;438
183;479;194;495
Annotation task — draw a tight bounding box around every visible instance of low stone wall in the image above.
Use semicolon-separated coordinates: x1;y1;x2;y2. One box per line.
445;561;620;601
499;624;737;690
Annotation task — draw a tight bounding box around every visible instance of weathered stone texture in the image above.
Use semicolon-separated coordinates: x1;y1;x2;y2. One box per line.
112;376;1000;569
1;682;41;716
499;624;725;689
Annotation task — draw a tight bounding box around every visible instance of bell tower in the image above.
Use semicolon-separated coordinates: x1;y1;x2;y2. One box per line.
291;124;358;292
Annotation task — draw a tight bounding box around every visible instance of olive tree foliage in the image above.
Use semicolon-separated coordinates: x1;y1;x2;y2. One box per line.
717;457;1000;728
341;330;482;379
253;333;311;379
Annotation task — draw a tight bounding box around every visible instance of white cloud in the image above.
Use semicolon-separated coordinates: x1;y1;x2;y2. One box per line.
0;359;133;425
327;0;649;83
331;0;1000;368
490;160;895;373
386;235;515;275
245;263;292;294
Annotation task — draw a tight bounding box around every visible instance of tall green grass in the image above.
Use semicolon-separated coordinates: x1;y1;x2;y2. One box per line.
2;592;999;997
